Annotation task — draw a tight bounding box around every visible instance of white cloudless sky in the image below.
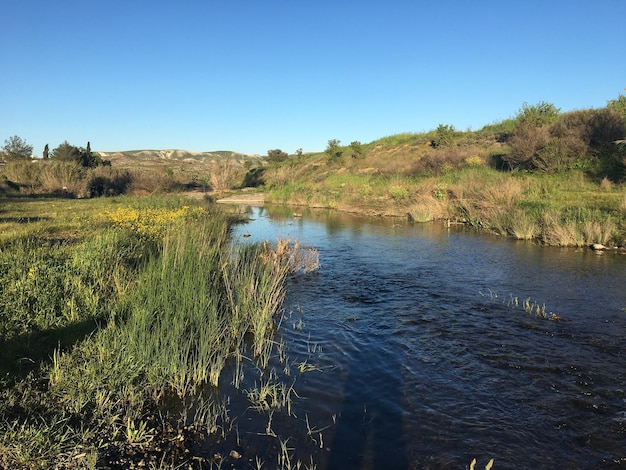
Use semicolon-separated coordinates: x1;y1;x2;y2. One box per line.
1;0;625;156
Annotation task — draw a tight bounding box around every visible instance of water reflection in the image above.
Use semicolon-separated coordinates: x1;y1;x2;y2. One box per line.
231;205;626;469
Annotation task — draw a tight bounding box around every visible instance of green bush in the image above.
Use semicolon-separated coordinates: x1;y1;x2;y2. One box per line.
430;124;456;148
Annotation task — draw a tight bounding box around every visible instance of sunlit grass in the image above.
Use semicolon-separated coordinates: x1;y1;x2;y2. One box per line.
266;163;626;246
0;195;316;468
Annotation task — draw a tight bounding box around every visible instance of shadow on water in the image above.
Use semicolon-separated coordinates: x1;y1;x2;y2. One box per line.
322;342;410;469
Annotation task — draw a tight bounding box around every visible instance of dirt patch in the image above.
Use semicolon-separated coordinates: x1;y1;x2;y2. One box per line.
216;192;266;204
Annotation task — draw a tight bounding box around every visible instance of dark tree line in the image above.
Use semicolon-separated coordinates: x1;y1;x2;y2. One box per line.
1;137;108;168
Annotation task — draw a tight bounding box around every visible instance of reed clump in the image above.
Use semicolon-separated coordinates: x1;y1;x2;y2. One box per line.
540;209;616;246
480;290;563;321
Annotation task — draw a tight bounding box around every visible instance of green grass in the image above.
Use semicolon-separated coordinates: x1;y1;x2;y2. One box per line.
0;195;310;468
265;159;626;246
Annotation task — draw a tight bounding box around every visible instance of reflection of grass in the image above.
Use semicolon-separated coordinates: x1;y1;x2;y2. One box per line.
470;457;495;470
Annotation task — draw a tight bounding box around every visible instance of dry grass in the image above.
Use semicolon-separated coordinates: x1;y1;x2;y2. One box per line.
580;218;617;245
506;209;540;240
37;161;84;194
405;178;450;221
210;159;243;191
600;177;613;191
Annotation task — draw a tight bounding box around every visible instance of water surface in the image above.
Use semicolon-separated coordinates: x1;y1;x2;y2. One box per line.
229;205;626;469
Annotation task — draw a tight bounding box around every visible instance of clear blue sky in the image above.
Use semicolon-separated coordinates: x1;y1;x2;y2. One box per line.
2;0;625;156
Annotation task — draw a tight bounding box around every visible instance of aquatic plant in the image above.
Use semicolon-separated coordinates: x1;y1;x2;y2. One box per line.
470;457;495;470
480;290;563;322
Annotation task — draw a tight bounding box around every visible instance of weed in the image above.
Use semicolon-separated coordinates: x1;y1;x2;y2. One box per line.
480;290;563;321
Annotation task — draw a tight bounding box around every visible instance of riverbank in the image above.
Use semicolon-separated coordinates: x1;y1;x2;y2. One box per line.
0;195;317;469
260;166;626;249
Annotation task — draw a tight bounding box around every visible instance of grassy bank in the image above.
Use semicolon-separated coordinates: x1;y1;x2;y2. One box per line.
263;148;626;248
0;195;316;468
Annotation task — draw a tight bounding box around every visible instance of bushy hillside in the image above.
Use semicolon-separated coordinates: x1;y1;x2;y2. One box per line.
257;96;626;247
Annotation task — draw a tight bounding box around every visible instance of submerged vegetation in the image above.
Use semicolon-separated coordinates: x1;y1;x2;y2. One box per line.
0;196;319;468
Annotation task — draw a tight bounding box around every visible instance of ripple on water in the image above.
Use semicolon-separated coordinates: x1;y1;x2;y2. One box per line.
233;207;626;469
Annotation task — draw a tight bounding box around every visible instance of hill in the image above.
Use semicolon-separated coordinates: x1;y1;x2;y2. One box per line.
257;99;626;247
97;149;263;168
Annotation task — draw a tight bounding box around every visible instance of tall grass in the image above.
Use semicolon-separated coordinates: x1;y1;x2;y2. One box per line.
0;196;314;467
540;208;616;246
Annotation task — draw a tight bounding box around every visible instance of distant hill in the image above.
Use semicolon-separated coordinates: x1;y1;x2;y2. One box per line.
96;149;263;167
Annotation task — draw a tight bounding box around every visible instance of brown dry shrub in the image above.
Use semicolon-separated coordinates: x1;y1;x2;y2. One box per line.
126;170;180;195
38;161;84;194
506;122;551;170
411;147;474;176
590;108;626;149
1;160;41;192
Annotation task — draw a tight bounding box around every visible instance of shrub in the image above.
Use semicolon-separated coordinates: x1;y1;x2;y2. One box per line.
430;124;456;148
465;155;484;167
83;167;132;197
325;139;343;162
266;149;288;163
389;185;410;201
506;122;551;170
516;101;560;127
38;161;84;194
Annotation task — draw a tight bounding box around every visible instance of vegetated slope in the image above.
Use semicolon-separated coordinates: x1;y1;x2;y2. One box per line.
260;103;626;247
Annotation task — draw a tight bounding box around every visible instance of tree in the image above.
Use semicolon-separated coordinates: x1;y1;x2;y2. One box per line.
349;141;363;158
325;139;342;161
2;135;33;160
52;141;81;161
43;144;49;160
266;149;289;163
516;101;560;127
80;141;101;168
51;140;101;168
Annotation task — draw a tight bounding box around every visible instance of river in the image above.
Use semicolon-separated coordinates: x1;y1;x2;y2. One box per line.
224;205;626;469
